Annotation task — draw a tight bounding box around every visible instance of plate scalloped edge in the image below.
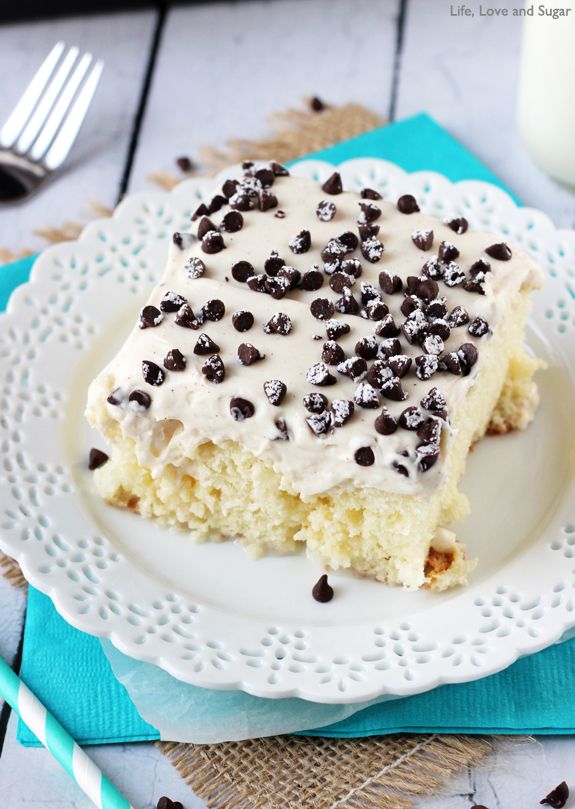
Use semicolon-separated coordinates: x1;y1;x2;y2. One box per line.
1;157;575;704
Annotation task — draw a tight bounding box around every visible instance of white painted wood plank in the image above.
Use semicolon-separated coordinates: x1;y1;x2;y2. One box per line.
396;0;575;228
129;0;399;190
0;713;202;809
0;11;157;255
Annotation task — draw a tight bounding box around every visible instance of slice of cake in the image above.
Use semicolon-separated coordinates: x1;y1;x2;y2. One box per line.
86;162;544;591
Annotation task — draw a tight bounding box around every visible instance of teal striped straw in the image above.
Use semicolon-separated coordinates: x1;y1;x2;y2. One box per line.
0;656;133;809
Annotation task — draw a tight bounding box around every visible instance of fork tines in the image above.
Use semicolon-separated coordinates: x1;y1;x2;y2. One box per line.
0;42;103;170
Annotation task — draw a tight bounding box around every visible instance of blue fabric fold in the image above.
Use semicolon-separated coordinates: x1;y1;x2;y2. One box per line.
8;113;566;746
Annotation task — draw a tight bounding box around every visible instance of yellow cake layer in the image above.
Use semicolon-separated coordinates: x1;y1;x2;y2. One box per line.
92;291;540;591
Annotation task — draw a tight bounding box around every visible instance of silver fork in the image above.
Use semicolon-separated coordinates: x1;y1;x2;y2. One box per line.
0;42;103;202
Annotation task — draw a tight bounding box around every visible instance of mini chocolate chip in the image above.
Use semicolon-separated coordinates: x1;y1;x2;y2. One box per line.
361;236;384;263
540;781;569;808
306;410;333;436
128;389;152;410
202;299;225;321
263;379;287;406
274;418;290;440
201;230;226;254
255;167;275;187
379;271;403;294
366;299;388;321
335;290;360;315
400;296;421;318
361;187;382;200
458;342;479;373
197;216;217;240
232;310;254;332
438;240;460;262
448;305;470;327
289;229;311;254
241;160;255;174
321;171;343;195
264;312;292;335
163;348;186;370
310;298;335;320
258;190;278;211
485;242;512;261
375;314;400;337
107;388;123;405
332;398;354;427
142;360;165;386
469;258;491;277
418;443;440;472
265;275;290;299
176;155;193;172
387;355;412;377
392;459;409;477
306;362;336;386
303;392;328;413
411;229;434;251
230;193;253;211
88;448;109;470
445;217;469;234
238;342;264;365
207;194;227;215
173;231;198;251
442;261;466;286
247;273;267;292
312;573;334;603
415;354;439;380
301;268;324;291
220;210;244;233
337;356;367;381
421;256;443;280
221;178;239;198
417;416;442;444
231;260;254;282
341;258;363;277
417;278;439;302
427;319;451;341
274;209;286;218
139;305;163;329
277;266;301;289
355;336;378;360
322;340;345;365
358;223;380;241
325;319;350;340
270;161;289;176
329;271;355;293
375;407;397;435
316;200;336;221
354;382;379;409
358;201;382;224
229;397;255;421
191;202;209;221
354;446;375;466
380;376;406;402
310;96;327;112
201;354;225;383
468;316;489;337
423;333;444;355
194;333;220;355
399;406;425;430
397;194;420;214
426;299;448;319
379;337;402;357
264;251;285;276
366;360;392;389
463;276;486;295
441;351;463;375
421;387;447;412
160;291;187;312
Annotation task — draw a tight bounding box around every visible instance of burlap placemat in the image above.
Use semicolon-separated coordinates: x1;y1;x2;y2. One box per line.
1;99;513;807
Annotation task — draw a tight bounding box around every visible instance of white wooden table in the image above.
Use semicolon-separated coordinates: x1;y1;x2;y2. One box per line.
0;1;574;806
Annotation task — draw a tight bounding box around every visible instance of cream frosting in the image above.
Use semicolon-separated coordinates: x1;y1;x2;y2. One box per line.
86;167;543;498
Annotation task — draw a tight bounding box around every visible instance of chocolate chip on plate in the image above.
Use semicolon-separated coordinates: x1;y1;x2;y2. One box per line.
88;448;109;470
289;229;311;254
321;171;343;195
438;240;460;262
411;229;434;251
310;297;335;320
175;303;201;329
312;573;334;602
160;291;187;312
237;342;264;365
445;216;469;234
202;299;225;321
229;397;255;421
379;270;403;294
231;260;255;282
306;362;336;386
301;268;324;291
303;392;328;413
322;340;345;365
197;216;217;240
361;187;382;200
374;407;397;435
540;781;569;808
316;200;336;221
163;348;187;370
263;312;292;335
220;210;244;233
332;398;354;427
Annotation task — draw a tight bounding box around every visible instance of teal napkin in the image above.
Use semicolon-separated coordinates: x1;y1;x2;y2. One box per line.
10;113;567;746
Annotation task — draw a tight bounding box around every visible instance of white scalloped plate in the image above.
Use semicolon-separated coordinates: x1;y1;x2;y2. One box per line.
1;158;575;704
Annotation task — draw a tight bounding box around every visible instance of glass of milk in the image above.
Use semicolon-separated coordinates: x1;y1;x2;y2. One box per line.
518;6;575;188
